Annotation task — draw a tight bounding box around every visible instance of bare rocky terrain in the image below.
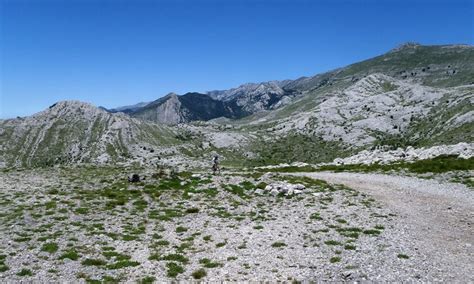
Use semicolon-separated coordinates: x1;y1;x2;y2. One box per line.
294;172;474;282
0;166;472;282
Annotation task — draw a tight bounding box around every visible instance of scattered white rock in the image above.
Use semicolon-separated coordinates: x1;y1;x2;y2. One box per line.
256;162;313;170
263;182;306;196
330;142;473;166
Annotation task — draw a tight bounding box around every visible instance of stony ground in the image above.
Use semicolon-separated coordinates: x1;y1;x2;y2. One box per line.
293;172;474;282
0;166;472;282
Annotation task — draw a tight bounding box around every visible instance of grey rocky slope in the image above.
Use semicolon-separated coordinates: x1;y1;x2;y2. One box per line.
110;43;474;126
242;76;473;164
207;81;301;113
265;74;472;146
330;142;473;165
109;82;300;124
129;92;247;124
0;101;255;168
0;101;180;167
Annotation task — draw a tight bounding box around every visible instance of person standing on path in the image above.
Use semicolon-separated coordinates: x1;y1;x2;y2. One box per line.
212;155;220;174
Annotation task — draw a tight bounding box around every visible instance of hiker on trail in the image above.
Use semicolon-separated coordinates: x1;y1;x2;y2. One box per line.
212;155;220;174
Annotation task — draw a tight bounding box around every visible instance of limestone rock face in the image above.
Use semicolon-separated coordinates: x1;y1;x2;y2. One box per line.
129;92;247;124
131;93;184;124
208;81;300;113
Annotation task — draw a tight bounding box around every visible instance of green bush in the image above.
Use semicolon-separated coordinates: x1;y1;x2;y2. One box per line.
185;207;199;213
41;242;59;254
161;254;189;264
192;268;207;279
17;268;33;276
59;249;79;260
271;241;287;248
166;262;184;277
81;258;107;266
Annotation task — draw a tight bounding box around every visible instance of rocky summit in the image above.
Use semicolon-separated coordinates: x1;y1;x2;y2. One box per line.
0;43;473;283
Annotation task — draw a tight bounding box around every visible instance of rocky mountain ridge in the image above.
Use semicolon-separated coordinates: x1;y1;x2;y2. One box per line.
0;101;182;167
107;101;150;114
129;92;248;124
109;81;301;124
106;43;473;125
207;81;301;113
1;43;473;168
270;73;472;145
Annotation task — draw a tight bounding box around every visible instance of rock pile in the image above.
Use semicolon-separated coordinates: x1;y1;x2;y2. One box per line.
259;182;306;196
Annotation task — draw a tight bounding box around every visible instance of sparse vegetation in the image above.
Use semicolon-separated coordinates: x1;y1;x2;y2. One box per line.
175;226;188;233
106;260;140;269
59;249;79;260
310;212;323;220
0;159;469;282
161;254;189;264
199;258;220;268
191;268;207;279
325;240;342;246
271;242;287;248
81;258;107;266
397;254;410;259
185;207;199;213
16;268;33;276
344;245;356;250
41;242;59;254
363;229;382;236
166;262;185;277
139;276;156;284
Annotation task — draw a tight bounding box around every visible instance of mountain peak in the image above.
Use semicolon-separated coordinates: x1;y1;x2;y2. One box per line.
37;100;105;119
49;100;96;109
390;42;421;52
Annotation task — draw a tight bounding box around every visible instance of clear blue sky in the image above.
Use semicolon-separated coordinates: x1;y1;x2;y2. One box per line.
1;0;473;118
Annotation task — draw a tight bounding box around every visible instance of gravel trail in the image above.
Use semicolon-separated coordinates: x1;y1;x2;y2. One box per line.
291;171;474;281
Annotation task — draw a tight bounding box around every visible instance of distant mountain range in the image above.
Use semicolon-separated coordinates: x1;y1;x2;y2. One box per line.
1;43;473;168
105;81;300;124
103;43;474;125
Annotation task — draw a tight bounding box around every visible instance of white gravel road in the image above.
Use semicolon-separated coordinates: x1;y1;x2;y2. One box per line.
291;172;474;282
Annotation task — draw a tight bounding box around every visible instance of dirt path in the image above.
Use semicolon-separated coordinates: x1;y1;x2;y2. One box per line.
291;172;474;281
